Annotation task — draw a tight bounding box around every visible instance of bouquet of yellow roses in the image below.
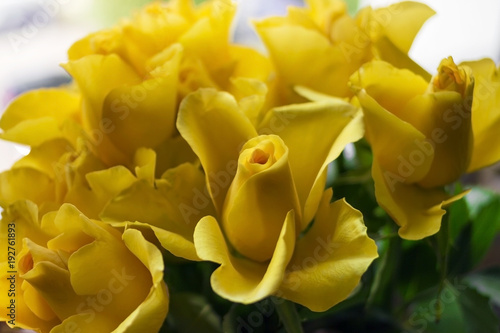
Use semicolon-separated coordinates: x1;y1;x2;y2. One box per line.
1;0;499;332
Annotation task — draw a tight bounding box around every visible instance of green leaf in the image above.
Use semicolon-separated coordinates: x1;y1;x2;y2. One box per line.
167;292;222;333
367;236;401;309
448;224;473;276
405;284;464;333
466;187;498;218
404;280;499;333
398;242;439;302
458;287;499;333
470;196;500;264
465;266;500;305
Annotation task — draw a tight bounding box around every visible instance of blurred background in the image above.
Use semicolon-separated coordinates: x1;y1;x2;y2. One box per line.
0;0;499;332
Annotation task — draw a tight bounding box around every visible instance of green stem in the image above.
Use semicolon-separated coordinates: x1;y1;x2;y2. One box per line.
366;234;400;310
435;211;451;323
272;297;304;333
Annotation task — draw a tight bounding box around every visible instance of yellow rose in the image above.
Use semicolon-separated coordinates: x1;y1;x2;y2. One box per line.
0;140;85;213
0;88;81;148
0;87;118;215
68;0;270;87
63;0;273;167
254;0;434;104
0;135;118;217
92;148;216;261
0;122;213;261
349;57;474;239
460;58;500;172
62;46;183;167
221;135;300;262
0;201;168;333
177;88;377;311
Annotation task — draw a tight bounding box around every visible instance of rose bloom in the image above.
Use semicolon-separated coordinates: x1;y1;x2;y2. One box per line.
0;201;168;333
63;0;273;167
177;88;378;311
255;0;434;104
349;57;474;239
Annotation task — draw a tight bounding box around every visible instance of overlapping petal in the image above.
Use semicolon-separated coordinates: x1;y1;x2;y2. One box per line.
222;135;300;262
100;45;181;158
258;98;364;228
350;58;473;239
371;162;467;239
177;88;257;211
1;202;169;333
0;89;81;147
255;21;354;102
462;58;500;172
255;0;434;104
62;54;140;166
279;189;378;311
368;1;435;54
99;149;215;261
0;168;55;210
353;88;434;184
194;211;295;304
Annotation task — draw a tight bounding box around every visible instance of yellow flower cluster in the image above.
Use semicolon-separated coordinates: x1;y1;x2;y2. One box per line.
1;0;499;332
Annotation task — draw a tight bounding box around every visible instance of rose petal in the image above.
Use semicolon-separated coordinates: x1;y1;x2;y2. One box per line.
177;89;257;212
279;189;377;312
194;211;295;304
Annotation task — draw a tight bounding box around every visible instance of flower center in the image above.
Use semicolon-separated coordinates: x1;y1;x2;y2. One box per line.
432;56;468;96
222;135;301;262
19;252;34;274
249;148;270;165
